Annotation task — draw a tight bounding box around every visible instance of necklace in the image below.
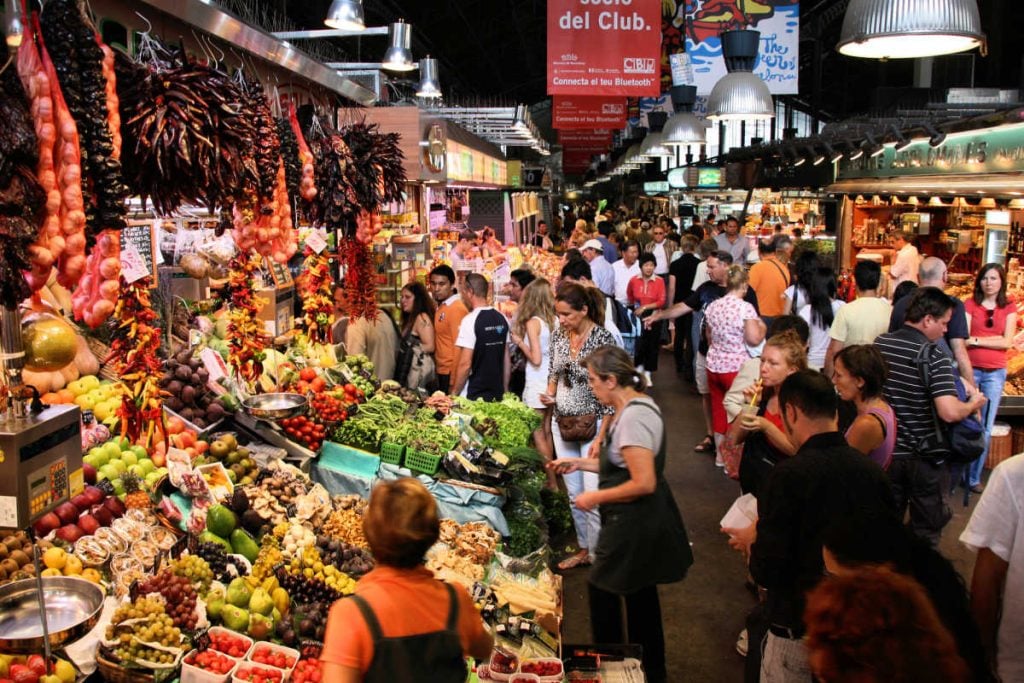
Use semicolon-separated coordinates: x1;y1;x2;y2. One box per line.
569;323;593;358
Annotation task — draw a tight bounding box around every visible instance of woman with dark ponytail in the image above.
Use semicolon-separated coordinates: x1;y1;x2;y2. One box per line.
549;346;692;683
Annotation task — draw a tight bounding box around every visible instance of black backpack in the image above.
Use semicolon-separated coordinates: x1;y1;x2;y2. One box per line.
912;342;985;465
606;295;641;338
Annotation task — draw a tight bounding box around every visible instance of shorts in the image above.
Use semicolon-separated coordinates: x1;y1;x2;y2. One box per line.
695;353;709;395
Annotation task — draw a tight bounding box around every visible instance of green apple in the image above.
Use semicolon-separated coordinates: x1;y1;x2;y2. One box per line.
120;452;138;467
130;445;148;460
112;478;125;496
116;437;132;451
109;460;127;477
99;464;119;481
138;459;155;475
101;441;121;462
145;472;160;487
128;464;145;479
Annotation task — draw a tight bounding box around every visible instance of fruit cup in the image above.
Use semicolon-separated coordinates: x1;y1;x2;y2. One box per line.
519;657;565;683
232;661;286;683
247;642;299;678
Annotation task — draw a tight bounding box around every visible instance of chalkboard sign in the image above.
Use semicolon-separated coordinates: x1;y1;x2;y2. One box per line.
121;221;158;286
264;257;293;290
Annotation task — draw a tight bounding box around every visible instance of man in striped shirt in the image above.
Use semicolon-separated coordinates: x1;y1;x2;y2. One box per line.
876;287;987;544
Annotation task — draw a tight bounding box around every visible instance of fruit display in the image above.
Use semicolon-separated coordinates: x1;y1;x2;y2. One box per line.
234;663;284;683
200;433;259;487
278;415;327;452
159;350;227;430
207;628;253;659
137;568;200;629
250;644;296;671
82;436;166;494
103;596;186;668
291;657;323;683
314;534;374;578
183;648;236;676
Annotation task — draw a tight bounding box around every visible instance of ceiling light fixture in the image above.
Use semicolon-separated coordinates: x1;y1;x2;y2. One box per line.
663;85;707;147
640;132;673;161
862;133;885;158
5;0;21;48
416;56;441;98
707;30;774;121
382;20;415;72
846;139;865;161
324;0;365;31
890;124;912;152
837;0;986;59
824;142;844;163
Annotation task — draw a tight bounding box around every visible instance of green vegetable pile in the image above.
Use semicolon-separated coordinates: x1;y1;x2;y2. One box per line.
382;408;459;457
541;487;573;538
329;394;410;452
502;459;549;557
454;394;540;450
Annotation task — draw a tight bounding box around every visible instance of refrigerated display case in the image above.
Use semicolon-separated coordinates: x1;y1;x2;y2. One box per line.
984;210;1011;265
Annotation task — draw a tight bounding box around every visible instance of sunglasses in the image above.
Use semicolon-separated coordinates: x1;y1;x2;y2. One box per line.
986;308;994;328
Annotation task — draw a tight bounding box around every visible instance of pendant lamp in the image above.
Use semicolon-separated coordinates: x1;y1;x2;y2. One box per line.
663;85;707;147
416;57;442;98
4;0;21;48
382;21;415;72
707;31;774;121
838;0;985;59
640;113;674;161
324;0;365;31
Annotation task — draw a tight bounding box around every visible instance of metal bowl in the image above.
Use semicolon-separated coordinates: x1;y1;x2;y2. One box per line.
0;577;105;653
242;392;308;421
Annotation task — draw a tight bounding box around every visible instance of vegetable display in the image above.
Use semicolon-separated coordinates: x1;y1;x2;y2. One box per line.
454;394;541;449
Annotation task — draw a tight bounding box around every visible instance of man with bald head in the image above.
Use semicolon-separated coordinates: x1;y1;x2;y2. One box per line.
889;256;974;384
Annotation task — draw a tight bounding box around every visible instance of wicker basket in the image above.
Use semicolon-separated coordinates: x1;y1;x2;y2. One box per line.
96;648;158;683
1012;425;1024;457
85;336;118;382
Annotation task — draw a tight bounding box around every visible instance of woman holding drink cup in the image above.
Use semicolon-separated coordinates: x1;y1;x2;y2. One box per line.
726;330;806;498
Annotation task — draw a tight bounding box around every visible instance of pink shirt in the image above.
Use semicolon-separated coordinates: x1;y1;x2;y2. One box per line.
704;294;758;373
626;275;666;309
964;298;1015;370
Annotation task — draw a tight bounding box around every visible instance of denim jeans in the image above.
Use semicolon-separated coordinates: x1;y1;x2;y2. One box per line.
759;632;812;683
968;367;1007;487
552;417;602;552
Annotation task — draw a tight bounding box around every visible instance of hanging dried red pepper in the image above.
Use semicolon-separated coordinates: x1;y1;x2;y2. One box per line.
338;238;376;322
220;252;269;386
299;248;334;344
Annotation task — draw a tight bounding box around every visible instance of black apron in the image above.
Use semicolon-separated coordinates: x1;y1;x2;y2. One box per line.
349;582;467;683
590;401;694;595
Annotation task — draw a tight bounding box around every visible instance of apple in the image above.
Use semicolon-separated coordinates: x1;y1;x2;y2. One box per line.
90;506;113;527
55;525;83;544
32;512;60;537
54;502;79;526
70;493;91;510
102;497;125;518
98;464;118;482
82;463;96;485
83;486;104;506
77;514;100;536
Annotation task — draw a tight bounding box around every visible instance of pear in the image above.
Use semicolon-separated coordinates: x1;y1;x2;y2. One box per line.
220;605;249;633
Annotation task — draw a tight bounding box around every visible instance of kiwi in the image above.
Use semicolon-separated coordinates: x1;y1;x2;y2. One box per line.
9;550;29;567
0;543;9;560
0;566;8;581
9;570;29;581
21;563;35;575
3;537;20;553
0;558;18;576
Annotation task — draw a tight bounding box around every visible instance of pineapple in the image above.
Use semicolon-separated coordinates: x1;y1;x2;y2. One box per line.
123;473;150;509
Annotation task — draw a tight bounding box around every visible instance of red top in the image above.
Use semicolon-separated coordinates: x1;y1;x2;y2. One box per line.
964;298;1015;369
627;275;666;309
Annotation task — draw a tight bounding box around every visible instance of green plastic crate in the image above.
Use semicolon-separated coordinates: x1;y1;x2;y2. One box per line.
405;449;442;476
380;441;405;466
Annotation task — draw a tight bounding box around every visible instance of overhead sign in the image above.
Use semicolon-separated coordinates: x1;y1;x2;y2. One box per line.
563;149;596;174
837;122;1024;179
553;96;628;129
547;0;661;97
643;181;670;193
661;2;800;96
558;129;614;147
667;167;688;188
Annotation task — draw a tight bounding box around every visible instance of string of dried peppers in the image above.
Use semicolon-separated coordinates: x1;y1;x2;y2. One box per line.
299;248;334;344
338;238;376;322
107;275;164;449
221;253;269;387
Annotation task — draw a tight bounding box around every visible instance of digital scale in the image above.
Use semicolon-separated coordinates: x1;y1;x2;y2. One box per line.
0;405;82;531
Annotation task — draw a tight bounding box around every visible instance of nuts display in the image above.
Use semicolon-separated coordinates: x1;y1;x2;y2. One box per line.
322;508;368;549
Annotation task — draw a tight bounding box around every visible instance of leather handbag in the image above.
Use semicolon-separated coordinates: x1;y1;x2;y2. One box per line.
556;413;598;442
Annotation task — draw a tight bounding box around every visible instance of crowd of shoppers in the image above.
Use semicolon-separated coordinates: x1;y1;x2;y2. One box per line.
330;210;1024;683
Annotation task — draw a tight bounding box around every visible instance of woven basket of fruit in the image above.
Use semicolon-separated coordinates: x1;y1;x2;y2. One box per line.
96;647;157;683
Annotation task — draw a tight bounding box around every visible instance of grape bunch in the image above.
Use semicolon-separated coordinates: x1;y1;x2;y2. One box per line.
106;597;183;666
168;554;214;591
275;566;341;606
138;570;199;629
195;541;248;583
315;535;374;577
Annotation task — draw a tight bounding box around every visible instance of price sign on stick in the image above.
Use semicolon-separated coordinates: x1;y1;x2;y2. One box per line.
121;245;149;284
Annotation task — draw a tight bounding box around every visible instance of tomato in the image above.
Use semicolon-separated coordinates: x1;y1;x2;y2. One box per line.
311;377;327;392
299;368;317;382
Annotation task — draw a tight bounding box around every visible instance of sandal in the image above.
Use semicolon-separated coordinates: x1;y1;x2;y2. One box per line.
557;551;592;571
694;435;715;453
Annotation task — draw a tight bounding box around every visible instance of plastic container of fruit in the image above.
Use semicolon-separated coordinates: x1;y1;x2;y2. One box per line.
232;661;287;683
509;674;541;683
207;626;254;660
246;641;299;678
182;648;240;683
518;657;565;683
487;647;520;682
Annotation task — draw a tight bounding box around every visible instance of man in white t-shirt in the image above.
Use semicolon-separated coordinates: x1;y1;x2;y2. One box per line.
823;260;892;377
889;230;920;288
612;240;641;305
960;454;1024;682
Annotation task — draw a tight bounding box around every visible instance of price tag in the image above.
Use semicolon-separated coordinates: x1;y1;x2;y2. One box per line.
199;348;228;385
121;244;149;284
305;230;328;254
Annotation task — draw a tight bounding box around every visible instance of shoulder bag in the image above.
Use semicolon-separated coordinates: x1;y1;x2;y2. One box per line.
913;342;984;465
556;413;598;442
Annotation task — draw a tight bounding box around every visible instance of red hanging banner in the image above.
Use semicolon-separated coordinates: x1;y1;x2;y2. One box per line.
563;149;597;173
547;0;662;97
553;96;628;129
558;129;614;148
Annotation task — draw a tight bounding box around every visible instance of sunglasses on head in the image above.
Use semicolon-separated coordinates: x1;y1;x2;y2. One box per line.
986;308;995;328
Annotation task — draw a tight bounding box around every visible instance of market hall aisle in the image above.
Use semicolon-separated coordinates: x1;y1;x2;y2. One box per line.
559;369;748;681
557;361;984;682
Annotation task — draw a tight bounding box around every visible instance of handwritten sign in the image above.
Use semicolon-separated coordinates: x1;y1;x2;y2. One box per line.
120;222;158;285
305;230;328;254
264;257;293;290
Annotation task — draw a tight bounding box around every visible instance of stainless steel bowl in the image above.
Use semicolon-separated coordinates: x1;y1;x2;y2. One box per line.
242;392;308;421
0;577;105;652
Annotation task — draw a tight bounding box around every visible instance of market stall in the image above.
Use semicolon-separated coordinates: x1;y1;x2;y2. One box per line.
0;2;579;682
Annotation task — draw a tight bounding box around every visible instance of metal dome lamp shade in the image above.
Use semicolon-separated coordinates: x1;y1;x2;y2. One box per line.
416;57;442;98
382;21;416;72
324;0;365;31
838;0;985;59
640;133;673;161
663;85;706;147
707;30;774;121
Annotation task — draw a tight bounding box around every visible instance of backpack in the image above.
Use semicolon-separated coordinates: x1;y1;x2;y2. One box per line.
605;294;641;356
912;342;985;465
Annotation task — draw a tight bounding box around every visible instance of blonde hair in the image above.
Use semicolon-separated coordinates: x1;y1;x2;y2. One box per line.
765;329;808;371
363;478;440;568
514;278;556;338
726;264;749;292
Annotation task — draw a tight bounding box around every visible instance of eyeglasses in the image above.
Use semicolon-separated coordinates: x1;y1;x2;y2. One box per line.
986;308;994;328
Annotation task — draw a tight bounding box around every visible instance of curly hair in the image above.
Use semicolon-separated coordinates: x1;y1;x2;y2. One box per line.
805;567;970;683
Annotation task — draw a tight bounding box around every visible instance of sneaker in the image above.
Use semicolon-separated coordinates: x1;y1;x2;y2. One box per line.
644;370;653;387
715;453;726;468
735;628;748;657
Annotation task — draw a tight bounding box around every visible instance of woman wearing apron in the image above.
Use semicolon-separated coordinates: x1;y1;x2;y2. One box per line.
320;479;493;682
549;346;693;683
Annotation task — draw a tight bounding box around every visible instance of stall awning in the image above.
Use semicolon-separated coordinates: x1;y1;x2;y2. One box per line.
826;173;1024;198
